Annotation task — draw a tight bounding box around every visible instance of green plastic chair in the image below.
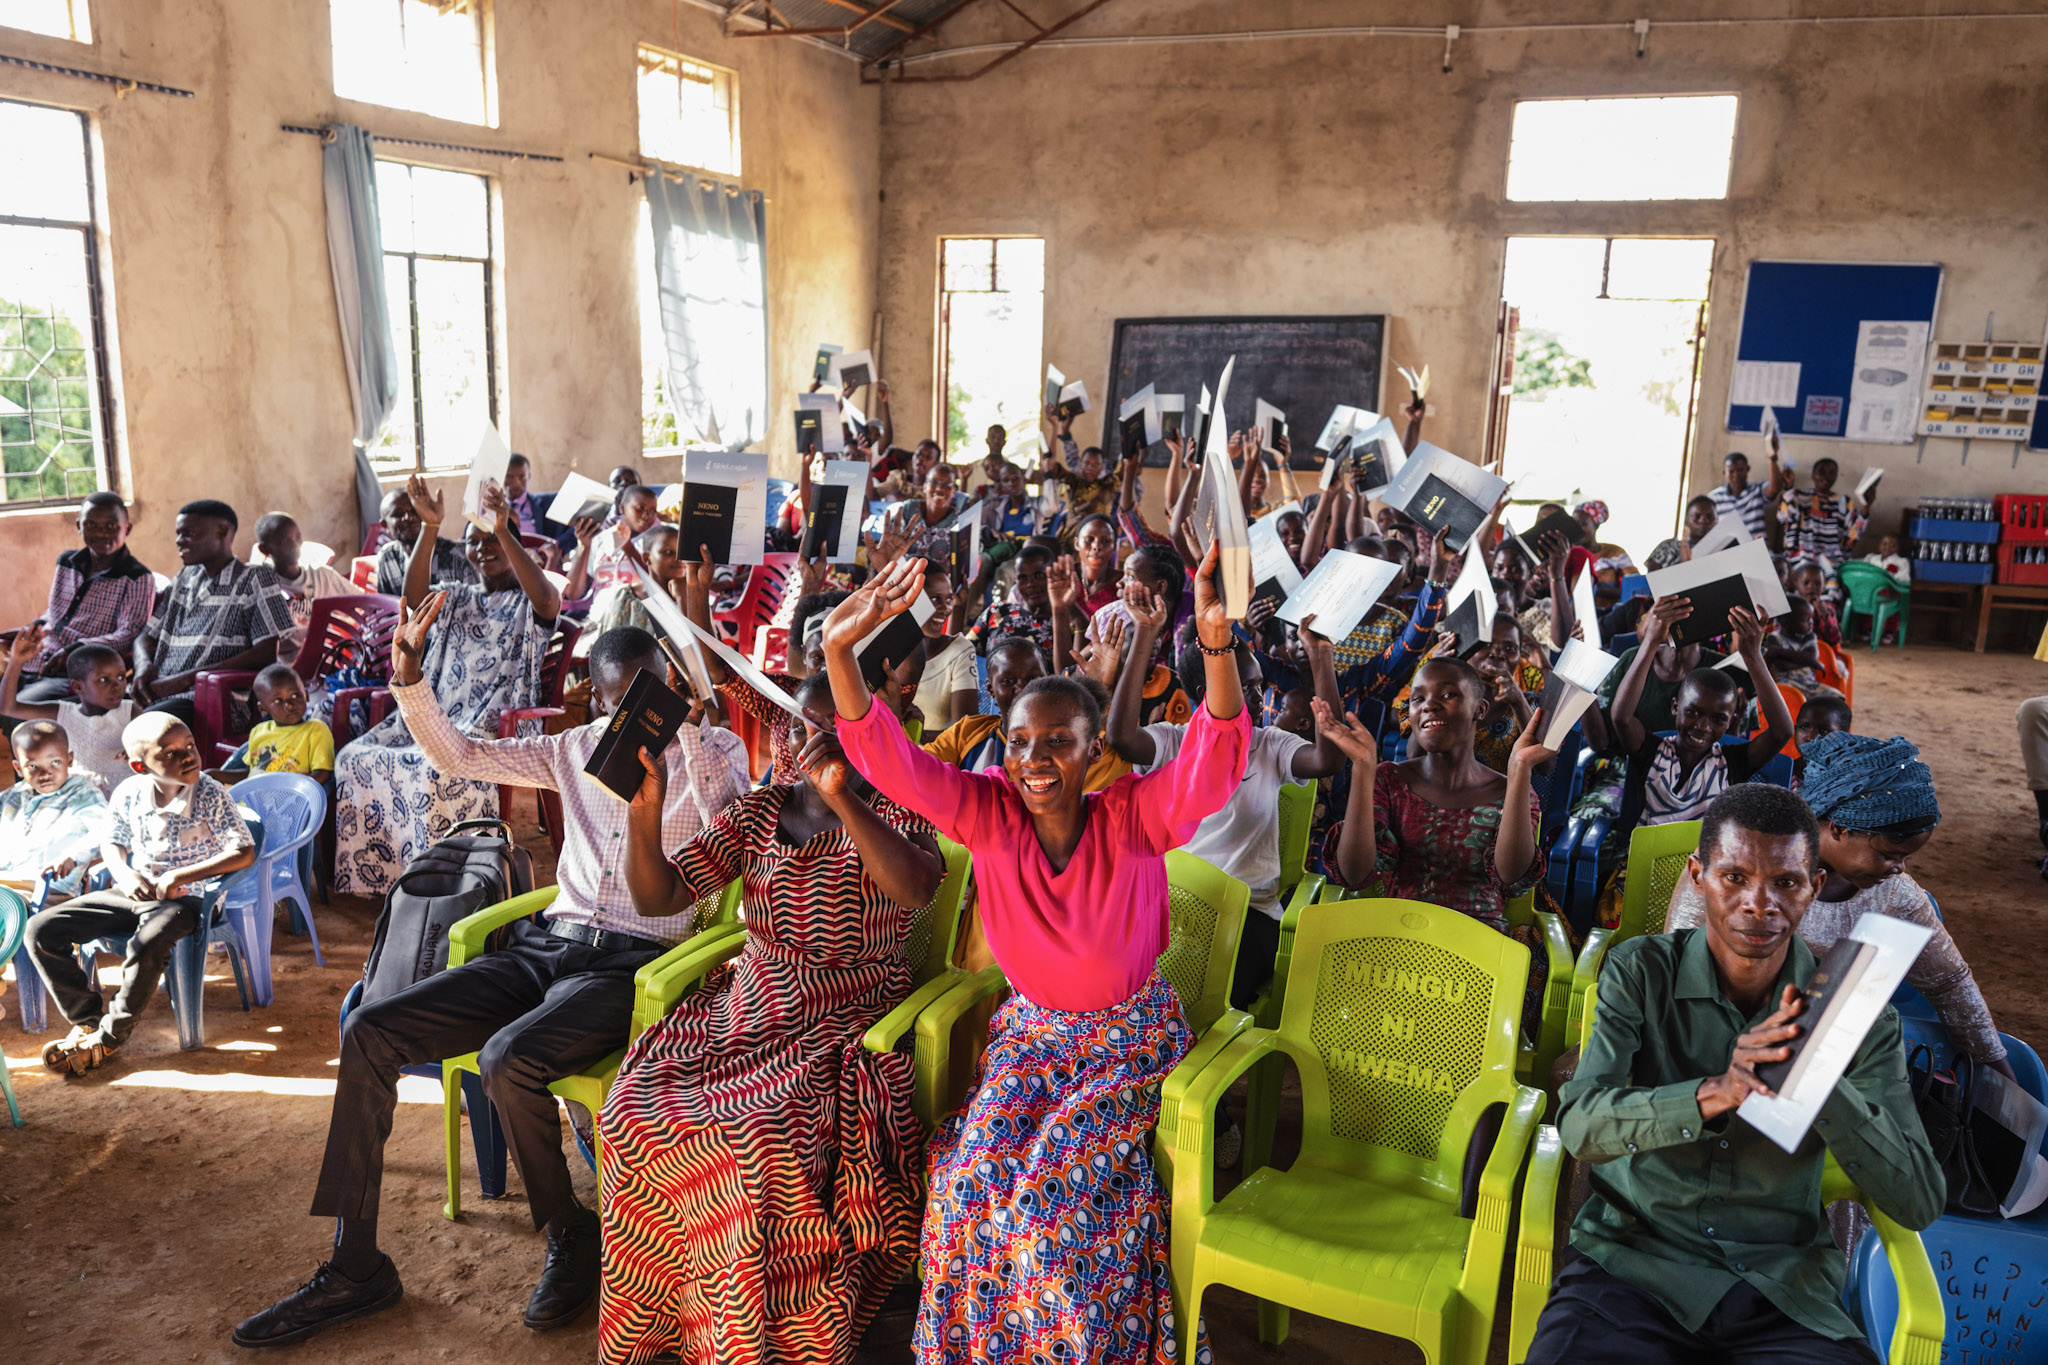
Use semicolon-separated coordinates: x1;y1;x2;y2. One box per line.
858;837;974;1127
1839;560;1910;652
1165;896;1544;1364
915;850;1254;1134
440;878;742;1221
0;886;25;1127
1503;889;1575;1089
1274;780;1317;899
1567;820;1700;1046
1510;997;1943;1364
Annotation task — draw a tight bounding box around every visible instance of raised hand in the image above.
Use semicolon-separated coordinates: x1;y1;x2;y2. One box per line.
1297;612;1334;666
572;515;600;548
1727;604;1766;653
1312;697;1380;770
1077;617;1129;689
630;747;670;813
1227;428;1248;468
1046;554;1080;613
1192;540;1234;649
798;552;830;597
1128;585;1169;633
406;473;446;527
1507;706;1558;773
823;556;925;655
1244;595;1277;634
1539;530;1571;578
391;590;447;683
1641;595;1692;648
7;622;41;668
1423;526;1452;585
478;478;510;534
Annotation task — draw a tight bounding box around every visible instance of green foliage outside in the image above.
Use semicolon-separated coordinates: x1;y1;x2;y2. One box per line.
0;298;101;505
946;381;972;454
1513;328;1595;398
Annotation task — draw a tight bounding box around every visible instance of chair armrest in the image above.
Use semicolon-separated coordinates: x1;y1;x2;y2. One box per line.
863;969;966;1056
1822;1155;1944;1365
1509;1124;1567;1365
1569;927;1615;1044
1164;1027;1285;1220
447;888;560;969
330;685;393;743
1533;909;1576;1072
631;923;747;1042
1158;1007;1255;1147
1458;1085;1545;1308
496;706;565;740
1259;879;1324;1027
913;964;1010;1126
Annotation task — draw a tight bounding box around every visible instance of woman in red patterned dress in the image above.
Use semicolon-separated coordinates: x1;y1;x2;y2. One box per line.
599;674;946;1364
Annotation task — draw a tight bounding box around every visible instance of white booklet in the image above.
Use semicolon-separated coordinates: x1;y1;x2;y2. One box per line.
1536;636;1621;748
1856;466;1884;506
545;469;614;528
1277;548;1399;644
679;451;768;567
630;557;715;702
458;422;514;537
1194;358;1251;618
829;348;874;389
1645;538;1791;643
1255;398;1287;456
802;458;868;564
1693;512;1751;559
1315;404;1370;453
1738;913;1933;1154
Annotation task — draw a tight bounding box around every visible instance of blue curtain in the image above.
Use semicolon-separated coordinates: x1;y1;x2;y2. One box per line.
321;123;400;538
644;168;768;452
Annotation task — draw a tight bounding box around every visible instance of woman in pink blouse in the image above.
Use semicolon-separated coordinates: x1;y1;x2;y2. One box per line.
824;544;1250;1365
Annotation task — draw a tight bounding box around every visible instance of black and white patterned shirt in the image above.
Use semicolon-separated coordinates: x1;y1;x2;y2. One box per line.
105;773;252;894
374;535;480;596
143;559;294;683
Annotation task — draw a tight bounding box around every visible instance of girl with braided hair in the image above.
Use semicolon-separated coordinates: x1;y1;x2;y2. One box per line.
1667;730;2015;1078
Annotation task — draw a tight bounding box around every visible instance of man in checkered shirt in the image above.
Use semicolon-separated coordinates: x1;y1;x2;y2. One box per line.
132;500;293;727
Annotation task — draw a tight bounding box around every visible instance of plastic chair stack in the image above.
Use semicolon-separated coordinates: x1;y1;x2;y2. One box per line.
194;593;401;763
1839;560;1910;651
216;774;329;1002
1165;896;1543;1364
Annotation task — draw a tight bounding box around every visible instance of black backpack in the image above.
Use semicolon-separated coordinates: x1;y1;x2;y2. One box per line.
358;818;534;1007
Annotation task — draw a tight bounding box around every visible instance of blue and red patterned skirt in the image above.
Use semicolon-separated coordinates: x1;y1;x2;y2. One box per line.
916;971;1211;1365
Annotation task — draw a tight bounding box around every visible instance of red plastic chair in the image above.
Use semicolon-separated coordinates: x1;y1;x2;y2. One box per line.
349;556;378;590
1751;681;1807;759
195;594;401;763
359;521;388;558
715;554;797;660
496;622;582;855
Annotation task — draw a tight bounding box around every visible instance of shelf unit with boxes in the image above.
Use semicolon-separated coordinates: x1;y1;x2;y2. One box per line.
1997;493;2048;587
1919;341;2042;440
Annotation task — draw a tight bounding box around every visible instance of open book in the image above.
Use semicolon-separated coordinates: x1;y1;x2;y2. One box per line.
1193;358;1251;617
1379;442;1506;553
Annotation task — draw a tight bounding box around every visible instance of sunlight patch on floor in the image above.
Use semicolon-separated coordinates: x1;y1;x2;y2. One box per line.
107;1070;442;1102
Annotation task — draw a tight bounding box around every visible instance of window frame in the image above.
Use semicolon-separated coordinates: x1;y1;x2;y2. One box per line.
330;0;494;128
934;234;1045;457
1504;93;1739;203
0;0;91;41
375;158;499;477
0;96;118;510
634;42;741;177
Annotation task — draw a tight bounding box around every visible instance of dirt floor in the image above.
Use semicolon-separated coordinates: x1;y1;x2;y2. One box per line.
5;642;2046;1365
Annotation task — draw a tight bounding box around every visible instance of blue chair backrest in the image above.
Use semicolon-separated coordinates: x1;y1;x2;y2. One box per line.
1618;574;1649;602
231;773;326;852
1612;632;1640;654
1540;725;1584;841
1752;753;1795;787
0;885;25;964
763;477;795;529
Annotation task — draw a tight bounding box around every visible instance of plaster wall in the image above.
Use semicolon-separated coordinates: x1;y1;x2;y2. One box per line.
0;0;879;625
875;0;2048;539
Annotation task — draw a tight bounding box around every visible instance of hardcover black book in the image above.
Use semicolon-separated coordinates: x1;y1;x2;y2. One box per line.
857;612;925;690
1161;407;1184;441
1405;472;1488;552
582;667;693;802
1120;409;1149;459
813;346;838;382
1755;936;1878;1092
1251;575;1290;612
801;482;849;561
794;408;824;456
838;356;873;389
680;482;738;567
1353;439;1391;492
1518;506;1588;560
1056;392;1088;423
1666;574;1755;648
1440;592;1489;658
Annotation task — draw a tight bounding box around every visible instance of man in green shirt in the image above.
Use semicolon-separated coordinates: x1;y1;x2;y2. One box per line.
1527;784;1942;1364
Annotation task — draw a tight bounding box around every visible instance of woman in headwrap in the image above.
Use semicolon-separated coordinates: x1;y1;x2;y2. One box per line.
1666;731;2015;1078
1574;499;1636;613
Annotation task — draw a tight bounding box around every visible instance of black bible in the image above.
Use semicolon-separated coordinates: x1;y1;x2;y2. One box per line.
582;668;692;802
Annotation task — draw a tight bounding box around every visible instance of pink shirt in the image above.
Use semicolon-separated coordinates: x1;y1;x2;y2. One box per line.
837;697;1251;1013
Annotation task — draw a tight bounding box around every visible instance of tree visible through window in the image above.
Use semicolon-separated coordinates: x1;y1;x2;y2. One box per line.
938;238;1044;461
373;161;497;473
331;0;492;126
637;45;739;175
0;98;114;508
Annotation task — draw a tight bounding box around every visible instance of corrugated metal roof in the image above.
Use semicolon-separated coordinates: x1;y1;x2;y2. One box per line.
720;0;978;64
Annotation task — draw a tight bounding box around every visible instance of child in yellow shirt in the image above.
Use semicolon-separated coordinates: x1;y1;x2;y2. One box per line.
221;663;334;786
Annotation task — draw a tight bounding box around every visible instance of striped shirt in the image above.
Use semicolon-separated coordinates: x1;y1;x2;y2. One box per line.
143;559;294;683
34;546;157;668
1707;480;1772;540
105;773;253;894
392;677;751;941
374;536;479;596
1779;489;1867;569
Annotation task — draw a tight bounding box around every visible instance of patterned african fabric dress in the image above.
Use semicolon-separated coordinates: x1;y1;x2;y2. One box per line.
835;699;1250;1365
332;584;550;895
598;784;931;1365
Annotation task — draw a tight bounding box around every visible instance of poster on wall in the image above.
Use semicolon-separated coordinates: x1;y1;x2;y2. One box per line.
1847;320;1929;443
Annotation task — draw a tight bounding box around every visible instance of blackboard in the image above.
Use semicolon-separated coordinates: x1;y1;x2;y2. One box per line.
1102;315;1386;469
1725;260;1942;442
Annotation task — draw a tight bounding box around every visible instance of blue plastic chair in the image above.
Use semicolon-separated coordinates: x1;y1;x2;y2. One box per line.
0;887;25;1125
1752;752;1795;787
75;810;266;1051
217;773;328;1003
337;976;509;1200
11;876;59;1034
1538;724;1584;848
1617;574;1649;602
1610;631;1640;655
1850;1026;2048;1362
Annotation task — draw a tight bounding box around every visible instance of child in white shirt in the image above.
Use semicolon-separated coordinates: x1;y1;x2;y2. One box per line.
3;635;136;793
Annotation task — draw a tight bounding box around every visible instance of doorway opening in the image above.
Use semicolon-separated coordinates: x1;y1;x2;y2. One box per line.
936;236;1044;462
1497;236;1714;561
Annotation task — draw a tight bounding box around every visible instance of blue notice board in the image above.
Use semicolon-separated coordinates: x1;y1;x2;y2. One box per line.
1725;260;1943;440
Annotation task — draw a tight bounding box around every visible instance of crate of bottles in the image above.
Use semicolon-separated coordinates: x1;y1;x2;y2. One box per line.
1909;498;2003;545
1997;494;2048;544
1998;543;2048;586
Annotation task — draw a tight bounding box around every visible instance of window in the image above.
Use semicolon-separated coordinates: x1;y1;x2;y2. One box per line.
373;161;496;474
331;0;491;126
0;0;90;41
637;200;678;453
637;45;739;175
937;237;1044;460
1505;95;1737;202
0;99;114;508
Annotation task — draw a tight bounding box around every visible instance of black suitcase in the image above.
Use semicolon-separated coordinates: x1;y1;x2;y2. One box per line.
357;818;534;1006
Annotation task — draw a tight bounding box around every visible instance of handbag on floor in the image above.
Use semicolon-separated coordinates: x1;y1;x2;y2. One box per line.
1908;1044;2048;1218
356;818;534;1007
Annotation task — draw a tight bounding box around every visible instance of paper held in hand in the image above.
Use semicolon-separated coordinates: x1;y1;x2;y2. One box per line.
812;342;843;383
1118;384;1162;457
1645;538;1791;641
1855;466;1884;505
1535;637;1621;749
681;615;804;718
802;459;867;563
1737;913;1934;1154
796;392;843;455
1255;399;1287;456
1349;415;1407;497
628;556;716;703
679;451;768;567
1194;357;1252;617
829;348;874;390
1043;364;1065;412
457;422;514;536
1249;504;1303;607
1276;549;1399;645
854;591;935;688
1378;442;1507;553
545;469;614;528
1398;363;1431;401
1692;513;1751;559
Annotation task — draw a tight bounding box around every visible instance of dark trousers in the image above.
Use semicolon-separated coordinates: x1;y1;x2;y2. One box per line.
1526;1252;1879;1365
311;918;659;1232
1229;907;1283;1011
15;673;73;705
27;890;203;1043
142;693;199;728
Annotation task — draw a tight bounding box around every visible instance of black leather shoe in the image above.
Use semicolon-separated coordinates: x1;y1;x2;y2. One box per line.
524;1210;600;1331
232;1256;402;1347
